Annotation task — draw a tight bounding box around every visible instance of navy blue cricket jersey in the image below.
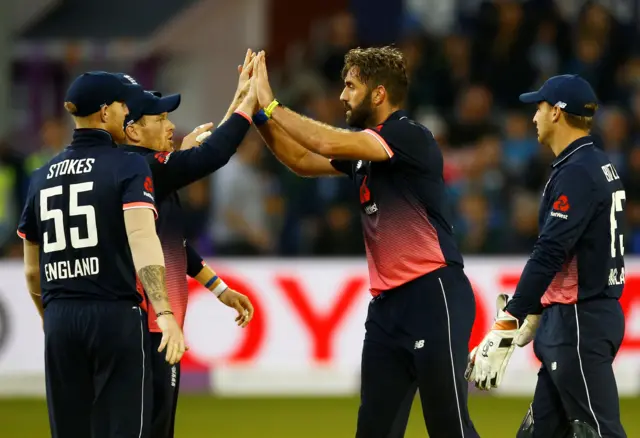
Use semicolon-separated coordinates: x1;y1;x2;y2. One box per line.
119;111;251;330
331;110;463;295
506;136;626;319
17;129;157;307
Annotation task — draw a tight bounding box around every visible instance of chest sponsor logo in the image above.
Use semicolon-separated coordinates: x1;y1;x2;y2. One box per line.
359;175;378;215
550;194;570;219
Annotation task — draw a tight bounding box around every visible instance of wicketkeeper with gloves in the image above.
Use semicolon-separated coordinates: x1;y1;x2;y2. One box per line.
466;75;627;438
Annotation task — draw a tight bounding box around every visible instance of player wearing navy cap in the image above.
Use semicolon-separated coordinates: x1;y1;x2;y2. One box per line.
120;51;257;438
251;49;479;437
18;71;186;438
467;75;627;438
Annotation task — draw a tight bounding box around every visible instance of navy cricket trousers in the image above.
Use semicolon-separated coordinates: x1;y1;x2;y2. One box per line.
44;299;152;438
356;265;479;438
150;332;181;438
524;299;627;438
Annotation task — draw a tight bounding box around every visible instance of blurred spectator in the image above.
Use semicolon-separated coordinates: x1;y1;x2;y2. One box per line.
470;0;537;107
316;12;357;86
503;192;541;253
519;141;555;194
596;106;631;177
210;132;278;256
313;202;364;256
25;117;68;176
502;111;539;177
0;140;27;256
630;87;640;143
623;147;640;254
455;191;503;254
529;17;568;86
447;85;497;148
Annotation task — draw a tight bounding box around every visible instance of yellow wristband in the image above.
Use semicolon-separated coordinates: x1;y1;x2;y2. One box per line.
264;99;280;118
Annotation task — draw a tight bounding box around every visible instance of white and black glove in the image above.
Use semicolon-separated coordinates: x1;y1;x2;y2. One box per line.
465;294;519;390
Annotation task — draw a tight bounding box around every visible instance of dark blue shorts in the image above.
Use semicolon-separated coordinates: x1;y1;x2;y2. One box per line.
44;299;152;438
526;299;626;438
356;265;479;438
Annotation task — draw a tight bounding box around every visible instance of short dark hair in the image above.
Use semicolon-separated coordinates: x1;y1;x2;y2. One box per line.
341;46;408;106
64;102;78;115
564;103;598;131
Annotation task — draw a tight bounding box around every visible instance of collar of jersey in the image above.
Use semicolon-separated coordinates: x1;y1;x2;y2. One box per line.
68;128;116;149
551;135;594;168
119;144;154;154
382;109;409;124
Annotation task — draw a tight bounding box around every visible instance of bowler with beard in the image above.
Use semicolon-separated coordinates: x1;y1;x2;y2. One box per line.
252;48;479;438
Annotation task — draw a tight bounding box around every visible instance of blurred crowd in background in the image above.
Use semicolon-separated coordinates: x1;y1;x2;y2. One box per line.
3;0;640;258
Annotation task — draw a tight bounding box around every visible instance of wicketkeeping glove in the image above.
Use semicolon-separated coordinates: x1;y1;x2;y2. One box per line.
465;294;519;390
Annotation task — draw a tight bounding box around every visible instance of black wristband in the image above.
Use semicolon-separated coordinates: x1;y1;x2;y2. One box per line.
156;310;174;317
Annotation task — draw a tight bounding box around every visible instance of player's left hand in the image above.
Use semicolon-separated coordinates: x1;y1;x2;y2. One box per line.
465;294;519;390
254;51;275;108
218;288;254;328
179;122;214;150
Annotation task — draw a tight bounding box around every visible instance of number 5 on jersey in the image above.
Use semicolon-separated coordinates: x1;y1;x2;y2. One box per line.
610;189;626;258
41;182;98;253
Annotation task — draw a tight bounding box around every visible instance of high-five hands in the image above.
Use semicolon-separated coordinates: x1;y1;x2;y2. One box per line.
253;51;275;109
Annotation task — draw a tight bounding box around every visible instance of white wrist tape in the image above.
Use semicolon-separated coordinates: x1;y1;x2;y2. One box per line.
212;281;228;298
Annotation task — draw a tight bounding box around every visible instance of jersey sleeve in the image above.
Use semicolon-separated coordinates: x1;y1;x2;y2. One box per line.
185;240;206;278
17;179;39;242
506;165;598;319
148;113;251;201
364;120;434;168
330;159;355;178
119;152;158;219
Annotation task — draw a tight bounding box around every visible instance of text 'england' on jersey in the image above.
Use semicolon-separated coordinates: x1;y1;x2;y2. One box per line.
17;129;157;306
331;111;462;295
537;137;625;306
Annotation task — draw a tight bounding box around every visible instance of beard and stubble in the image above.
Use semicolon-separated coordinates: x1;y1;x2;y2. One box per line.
345;93;375;129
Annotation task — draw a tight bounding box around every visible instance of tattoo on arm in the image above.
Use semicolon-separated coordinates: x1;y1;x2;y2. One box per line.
138;265;170;312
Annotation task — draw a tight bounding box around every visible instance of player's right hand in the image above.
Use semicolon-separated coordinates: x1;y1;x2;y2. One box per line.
254;51;275;109
156;314;187;365
180;122;214;150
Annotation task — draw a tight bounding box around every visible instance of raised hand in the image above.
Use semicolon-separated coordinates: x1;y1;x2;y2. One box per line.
236;49;256;99
179;122;214;150
254;51;275;108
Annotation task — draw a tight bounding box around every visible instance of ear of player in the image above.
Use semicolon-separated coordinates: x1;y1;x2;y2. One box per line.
465;294;542;390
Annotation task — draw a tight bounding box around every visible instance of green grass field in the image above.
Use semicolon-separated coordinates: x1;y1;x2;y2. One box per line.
1;395;638;437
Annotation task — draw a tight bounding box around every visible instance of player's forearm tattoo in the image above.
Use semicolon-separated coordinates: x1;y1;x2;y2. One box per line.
137;265;170;311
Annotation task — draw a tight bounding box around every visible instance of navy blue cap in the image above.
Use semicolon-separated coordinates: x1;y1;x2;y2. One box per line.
124;90;181;126
64;71;143;117
519;74;598;117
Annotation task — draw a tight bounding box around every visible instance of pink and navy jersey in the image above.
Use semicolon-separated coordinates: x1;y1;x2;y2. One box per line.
17;129;157;306
506;136;626;320
120;111;252;330
331;110;463;295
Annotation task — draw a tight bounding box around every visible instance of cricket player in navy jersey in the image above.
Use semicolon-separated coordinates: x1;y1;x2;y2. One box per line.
120;51;257;438
250;48;479;437
466;75;627;438
17;71;186;438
